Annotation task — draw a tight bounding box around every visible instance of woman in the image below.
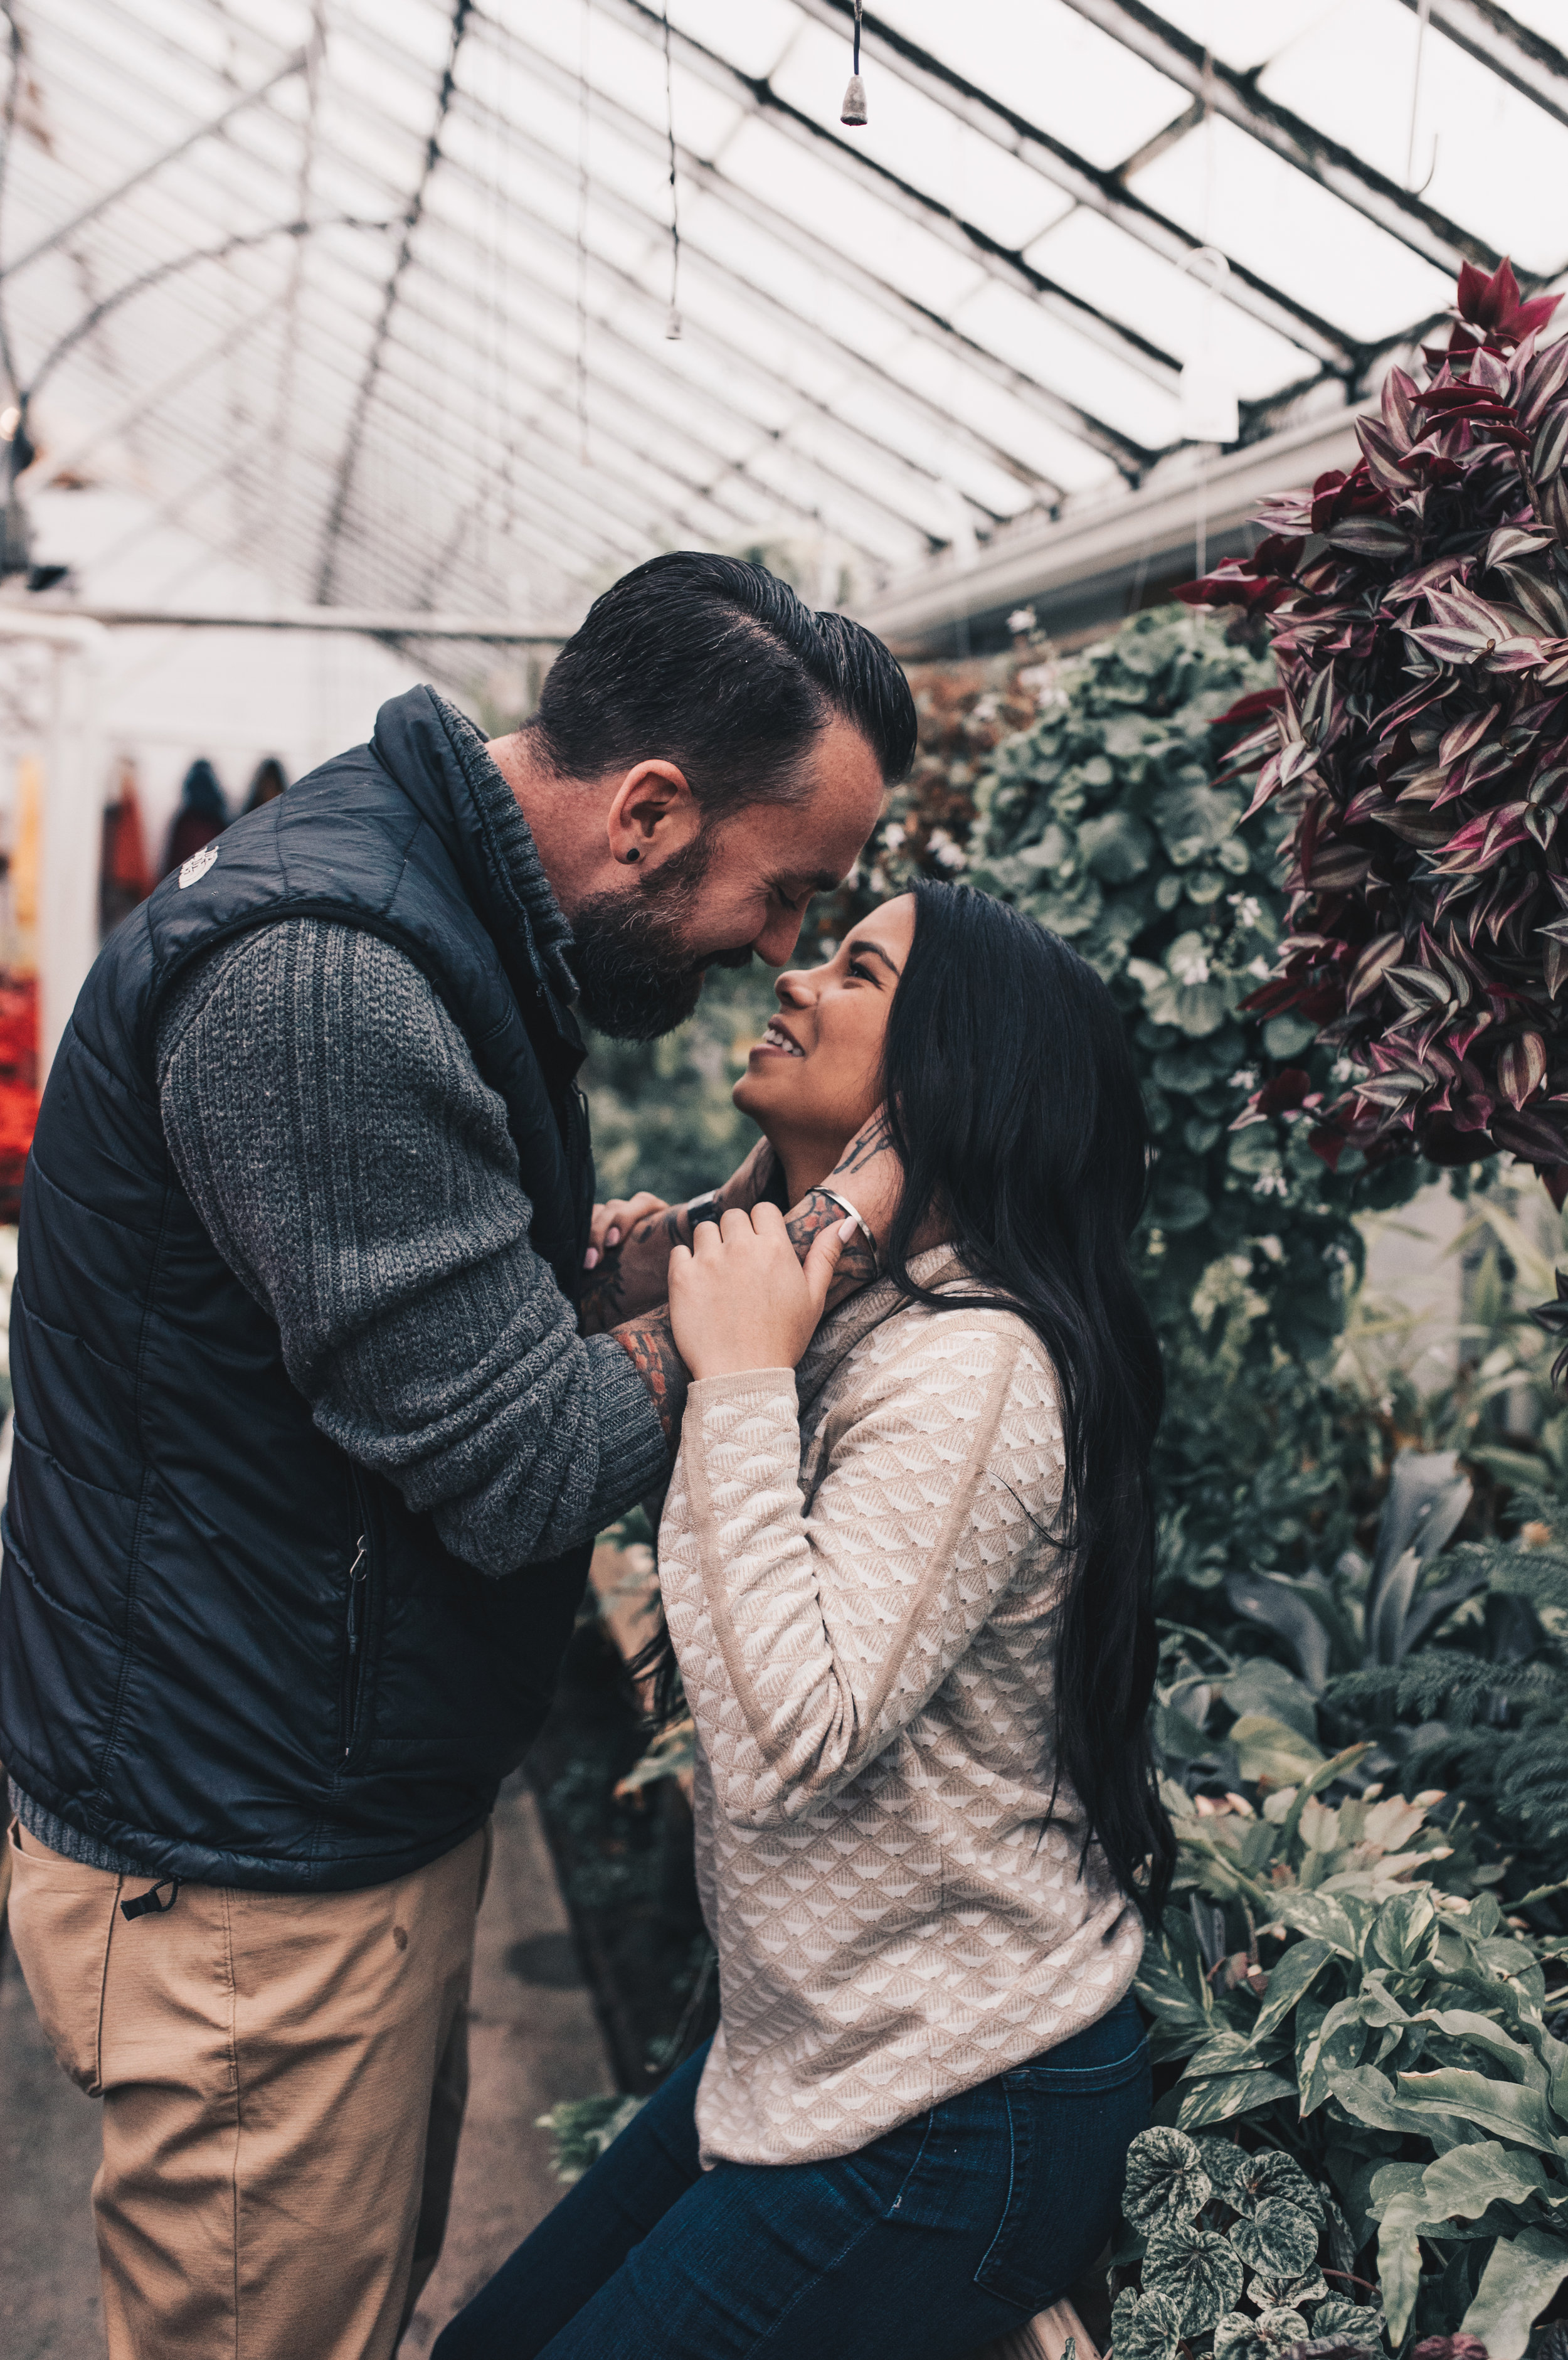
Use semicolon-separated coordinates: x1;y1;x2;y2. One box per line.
437;882;1171;2360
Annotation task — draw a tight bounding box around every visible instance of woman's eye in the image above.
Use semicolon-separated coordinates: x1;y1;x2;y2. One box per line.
847;958;873;983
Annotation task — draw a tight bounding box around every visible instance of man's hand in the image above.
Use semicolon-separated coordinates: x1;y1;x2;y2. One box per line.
605;1111;904;1442
669;1206;856;1379
580;1140;786;1335
585;1192;668;1272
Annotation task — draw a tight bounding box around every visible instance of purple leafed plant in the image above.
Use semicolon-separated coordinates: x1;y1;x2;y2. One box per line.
1185;258;1568;1201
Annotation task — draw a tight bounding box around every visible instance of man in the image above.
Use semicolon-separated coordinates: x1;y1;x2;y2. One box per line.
0;553;915;2359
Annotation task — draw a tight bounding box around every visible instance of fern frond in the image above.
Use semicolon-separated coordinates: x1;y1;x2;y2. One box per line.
1327;1657;1562;1726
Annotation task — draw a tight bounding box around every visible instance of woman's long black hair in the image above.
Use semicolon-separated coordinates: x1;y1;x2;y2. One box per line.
876;881;1173;1917
635;880;1173;1916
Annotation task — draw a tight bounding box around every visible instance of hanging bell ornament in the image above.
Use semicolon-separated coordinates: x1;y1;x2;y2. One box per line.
665;306;682;341
841;1;867;127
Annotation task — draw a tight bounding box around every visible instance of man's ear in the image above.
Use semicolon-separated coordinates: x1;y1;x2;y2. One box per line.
606;760;700;868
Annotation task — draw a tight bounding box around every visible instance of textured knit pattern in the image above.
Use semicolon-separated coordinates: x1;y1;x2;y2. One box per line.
659;1252;1145;2169
154;926;669;1578
154;917;667;1573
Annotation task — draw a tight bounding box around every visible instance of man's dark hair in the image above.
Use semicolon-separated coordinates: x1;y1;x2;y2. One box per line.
528;552;916;808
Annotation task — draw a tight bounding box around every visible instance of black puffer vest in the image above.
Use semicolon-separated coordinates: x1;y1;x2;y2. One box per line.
0;688;595;1891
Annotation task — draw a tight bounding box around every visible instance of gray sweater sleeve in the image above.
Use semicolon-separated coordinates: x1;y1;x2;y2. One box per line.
155;917;670;1573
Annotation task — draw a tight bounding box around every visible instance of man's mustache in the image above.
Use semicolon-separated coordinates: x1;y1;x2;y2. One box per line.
699;944;756;974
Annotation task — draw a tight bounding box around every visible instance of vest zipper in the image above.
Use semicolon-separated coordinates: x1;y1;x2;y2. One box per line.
341;1484;374;1761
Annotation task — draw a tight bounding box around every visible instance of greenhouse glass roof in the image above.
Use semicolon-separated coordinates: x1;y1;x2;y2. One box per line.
3;0;1566;640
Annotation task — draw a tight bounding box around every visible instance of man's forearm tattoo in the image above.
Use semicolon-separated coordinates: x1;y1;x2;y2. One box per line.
787;1188;879;1309
581;1201;688;1336
610;1159;882;1447
612;1305;689;1450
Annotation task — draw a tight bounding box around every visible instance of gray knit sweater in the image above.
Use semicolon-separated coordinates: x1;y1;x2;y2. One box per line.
10;722;669;1872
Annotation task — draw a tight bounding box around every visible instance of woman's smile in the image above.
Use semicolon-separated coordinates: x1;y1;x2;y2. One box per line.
755;1018;806;1060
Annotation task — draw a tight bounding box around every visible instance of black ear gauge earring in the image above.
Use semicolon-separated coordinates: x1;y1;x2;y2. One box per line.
624;848;641;863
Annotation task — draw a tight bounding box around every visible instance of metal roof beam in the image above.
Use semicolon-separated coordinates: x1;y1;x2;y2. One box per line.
73;388;614;603
473;16;1140;467
6;59;739;567
459;23;1130;484
45;282;638;588
31;0;1083;537
40;285;289;484
91;5;962;550
1388;0;1568;134
310;4;1049;514
591;0;1228;386
33;154;869;576
0;45;308;284
435;92;1076;504
29;600;573;639
394;212;943;550
773;0;1358;368
1056;0;1521;279
314;0;473;604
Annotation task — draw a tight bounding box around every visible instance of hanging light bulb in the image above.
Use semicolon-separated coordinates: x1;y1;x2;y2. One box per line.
842;1;867;126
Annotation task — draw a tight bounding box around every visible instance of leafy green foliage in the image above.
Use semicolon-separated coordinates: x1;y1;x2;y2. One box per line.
1131;1743;1568;2359
1114;2121;1381;2360
534;2092;645;2184
956;609;1429;1605
1323;1499;1568;1903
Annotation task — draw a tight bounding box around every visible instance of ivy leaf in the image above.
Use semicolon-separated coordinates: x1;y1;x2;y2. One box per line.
1194;2136;1249;2206
1229;2150;1327;2224
1461;2223;1568;2360
1111;2286;1184;2360
1175;2068;1298;2131
1249;1940;1335;2045
1272;1894;1359;1957
1246;2266;1329;2310
1312;2297;1386;2342
1122;2127;1212;2228
1421;2140;1548;2220
1328;2066;1451;2139
1394;2066;1561;2152
1214;2311;1266;2360
1144;2219;1246;2334
1214;2310;1315;2360
1229;2197;1320;2278
1376;2211;1424;2346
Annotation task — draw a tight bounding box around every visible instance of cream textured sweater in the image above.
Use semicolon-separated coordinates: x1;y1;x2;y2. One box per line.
658;1249;1145;2169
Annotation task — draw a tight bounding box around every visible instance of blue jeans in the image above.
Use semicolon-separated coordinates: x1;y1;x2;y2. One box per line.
433;1994;1150;2360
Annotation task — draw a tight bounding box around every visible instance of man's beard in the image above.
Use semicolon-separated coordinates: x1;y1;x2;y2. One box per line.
569;833;751;1041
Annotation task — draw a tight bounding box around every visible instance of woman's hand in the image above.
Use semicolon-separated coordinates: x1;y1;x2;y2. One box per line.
669;1205;857;1380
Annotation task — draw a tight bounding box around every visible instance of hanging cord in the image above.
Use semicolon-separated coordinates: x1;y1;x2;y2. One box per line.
662;6;681;339
1404;0;1437;194
576;0;592;452
842;1;867;127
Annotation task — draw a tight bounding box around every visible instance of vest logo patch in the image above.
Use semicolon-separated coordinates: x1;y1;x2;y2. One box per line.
178;844;220;890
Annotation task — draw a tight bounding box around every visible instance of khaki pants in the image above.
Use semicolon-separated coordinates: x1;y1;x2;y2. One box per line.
6;1817;491;2360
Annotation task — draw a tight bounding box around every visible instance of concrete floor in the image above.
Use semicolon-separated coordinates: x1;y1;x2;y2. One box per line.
0;1774;612;2360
